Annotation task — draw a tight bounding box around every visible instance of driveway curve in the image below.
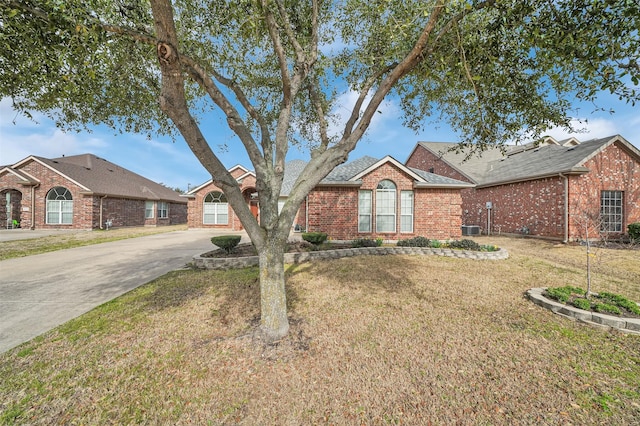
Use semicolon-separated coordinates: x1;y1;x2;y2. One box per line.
0;229;248;354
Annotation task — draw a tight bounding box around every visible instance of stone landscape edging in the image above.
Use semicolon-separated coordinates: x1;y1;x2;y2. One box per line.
526;287;640;335
192;246;509;270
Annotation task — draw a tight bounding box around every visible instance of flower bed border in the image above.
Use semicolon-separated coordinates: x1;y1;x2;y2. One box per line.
526;287;640;335
192;246;509;270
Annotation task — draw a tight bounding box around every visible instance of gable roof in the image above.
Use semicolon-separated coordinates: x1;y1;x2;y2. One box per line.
7;154;185;202
320;155;473;188
414;135;640;187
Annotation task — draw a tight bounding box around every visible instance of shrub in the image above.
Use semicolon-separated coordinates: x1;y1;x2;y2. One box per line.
448;239;481;251
593;303;621;315
597;292;640;315
571;298;592;311
545;287;571;303
210;235;242;254
351;238;379;248
376;237;384;247
628;222;640;241
545;286;586;303
429;240;442;248
397;236;431;247
302;232;328;245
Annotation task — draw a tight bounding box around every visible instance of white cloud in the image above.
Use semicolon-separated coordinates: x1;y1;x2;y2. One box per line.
543;117;620;142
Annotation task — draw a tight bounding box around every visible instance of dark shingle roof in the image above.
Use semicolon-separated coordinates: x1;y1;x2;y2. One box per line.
322;156;379;182
417;135;639;186
34;154;185;202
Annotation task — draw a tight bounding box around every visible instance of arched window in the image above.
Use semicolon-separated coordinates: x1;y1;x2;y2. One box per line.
376;180;396;233
203;191;228;224
46;187;73;224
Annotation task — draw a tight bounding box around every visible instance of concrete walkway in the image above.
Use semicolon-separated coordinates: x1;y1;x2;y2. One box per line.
0;229;248;354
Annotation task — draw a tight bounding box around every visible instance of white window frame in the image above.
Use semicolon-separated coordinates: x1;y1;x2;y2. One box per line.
203;192;228;225
145;201;155;219
158;201;168;219
600;190;623;233
376;180;396;233
46;187;73;225
358;190;372;233
400;190;414;233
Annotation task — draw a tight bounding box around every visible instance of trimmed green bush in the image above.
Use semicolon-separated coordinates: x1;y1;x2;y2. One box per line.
545;286;586;303
448;239;481;251
351;238;379;248
572;298;592;311
597;292;640;315
397;236;431;247
628;222;640;241
302;232;328;245
211;235;242;254
593;303;621;315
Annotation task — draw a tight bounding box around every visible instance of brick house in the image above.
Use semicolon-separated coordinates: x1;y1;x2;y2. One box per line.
0;154;187;230
406;135;640;241
186;156;472;240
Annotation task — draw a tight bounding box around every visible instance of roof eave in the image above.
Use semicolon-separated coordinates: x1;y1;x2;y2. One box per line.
475;167;589;188
414;182;475;189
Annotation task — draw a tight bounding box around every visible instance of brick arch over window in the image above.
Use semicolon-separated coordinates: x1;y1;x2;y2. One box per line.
46;186;73;224
376;179;396;233
203;191;229;225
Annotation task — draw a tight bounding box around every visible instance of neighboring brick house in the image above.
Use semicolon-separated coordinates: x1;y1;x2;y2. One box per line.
406;135;640;241
186;156;473;240
0;154;187;230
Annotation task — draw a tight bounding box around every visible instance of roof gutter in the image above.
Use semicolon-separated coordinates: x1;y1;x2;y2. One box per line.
413;182;475;189
475;167;589;189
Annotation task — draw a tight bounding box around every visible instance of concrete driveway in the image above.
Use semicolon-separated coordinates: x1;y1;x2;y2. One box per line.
0;229;248;354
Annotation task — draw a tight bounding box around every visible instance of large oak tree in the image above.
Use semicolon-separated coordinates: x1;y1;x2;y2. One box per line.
1;0;638;341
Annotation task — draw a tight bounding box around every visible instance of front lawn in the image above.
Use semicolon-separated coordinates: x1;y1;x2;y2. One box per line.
1;236;639;424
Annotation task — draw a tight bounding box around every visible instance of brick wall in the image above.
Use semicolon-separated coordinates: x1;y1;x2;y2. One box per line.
406;145;473;183
307;162;463;240
464;178;565;237
568;143;640;239
188;175;258;230
407;141;640;240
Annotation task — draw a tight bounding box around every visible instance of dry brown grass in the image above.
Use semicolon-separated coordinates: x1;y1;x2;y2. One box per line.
1;236;639;425
0;225;187;260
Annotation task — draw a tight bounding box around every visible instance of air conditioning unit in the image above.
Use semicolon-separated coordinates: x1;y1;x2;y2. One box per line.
461;225;480;236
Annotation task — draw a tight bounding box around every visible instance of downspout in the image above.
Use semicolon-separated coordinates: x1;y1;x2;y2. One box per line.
559;173;569;243
99;195;107;229
305;195;309;232
30;184;39;230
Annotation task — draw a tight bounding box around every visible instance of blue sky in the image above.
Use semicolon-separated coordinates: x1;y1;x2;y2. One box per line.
1;90;638;191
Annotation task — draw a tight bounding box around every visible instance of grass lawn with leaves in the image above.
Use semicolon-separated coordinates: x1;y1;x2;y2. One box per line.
1;236;639;424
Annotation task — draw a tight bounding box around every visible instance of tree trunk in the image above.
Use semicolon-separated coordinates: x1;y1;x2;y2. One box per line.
257;231;289;342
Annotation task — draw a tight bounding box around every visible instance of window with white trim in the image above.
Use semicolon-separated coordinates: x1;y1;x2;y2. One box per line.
358;190;372;233
46;187;73;224
158;201;168;219
203;191;228;224
145;201;154;219
600;190;623;232
376;180;396;233
400;190;414;233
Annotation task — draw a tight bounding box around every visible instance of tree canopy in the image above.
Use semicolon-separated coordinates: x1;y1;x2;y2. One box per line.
2;0;639;340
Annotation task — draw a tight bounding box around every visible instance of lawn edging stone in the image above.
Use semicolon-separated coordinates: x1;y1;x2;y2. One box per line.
526;287;640;335
192;246;508;270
